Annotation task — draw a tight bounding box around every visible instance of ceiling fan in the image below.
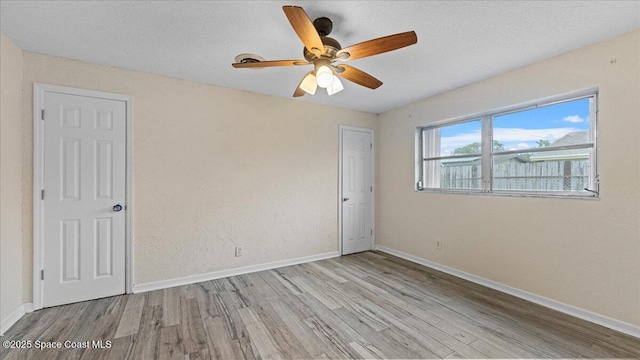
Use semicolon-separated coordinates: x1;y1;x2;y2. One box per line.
232;5;417;97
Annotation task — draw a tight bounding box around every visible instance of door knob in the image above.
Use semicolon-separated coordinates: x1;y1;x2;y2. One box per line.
343;197;349;202
113;204;123;212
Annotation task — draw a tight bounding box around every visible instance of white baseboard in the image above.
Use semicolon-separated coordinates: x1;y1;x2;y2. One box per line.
23;303;33;313
133;251;340;293
1;302;32;336
375;245;640;339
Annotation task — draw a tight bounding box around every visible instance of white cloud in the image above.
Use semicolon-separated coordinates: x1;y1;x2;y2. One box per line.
492;127;580;142
517;143;529;149
562;115;585;123
440;131;481;149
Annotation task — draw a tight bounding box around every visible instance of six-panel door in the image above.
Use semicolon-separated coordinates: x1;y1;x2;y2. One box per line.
43;91;126;307
342;129;373;255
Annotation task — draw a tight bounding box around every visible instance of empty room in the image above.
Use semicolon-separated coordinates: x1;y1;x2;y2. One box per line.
1;1;639;359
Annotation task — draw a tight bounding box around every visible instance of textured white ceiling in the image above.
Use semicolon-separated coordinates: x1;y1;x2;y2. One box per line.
2;1;639;113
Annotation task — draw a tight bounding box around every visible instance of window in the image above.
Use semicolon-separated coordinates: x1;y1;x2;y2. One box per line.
416;90;598;198
421;119;483;190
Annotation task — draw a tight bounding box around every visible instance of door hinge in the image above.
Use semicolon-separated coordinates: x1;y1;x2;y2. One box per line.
41;109;45;120
41;189;45;200
371;229;373;235
370;185;373;192
370;143;372;149
41;269;44;280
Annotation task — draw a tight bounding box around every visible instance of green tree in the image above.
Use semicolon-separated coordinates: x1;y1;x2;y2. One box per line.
453;140;504;155
536;139;551;148
453;142;481;155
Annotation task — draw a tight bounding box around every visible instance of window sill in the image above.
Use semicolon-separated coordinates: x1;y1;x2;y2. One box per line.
415;188;599;200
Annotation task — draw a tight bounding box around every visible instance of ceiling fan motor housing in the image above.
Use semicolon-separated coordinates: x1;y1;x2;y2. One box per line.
303;17;341;61
304;36;341;61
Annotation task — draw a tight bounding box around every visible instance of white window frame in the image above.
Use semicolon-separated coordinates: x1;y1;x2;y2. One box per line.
415;88;599;199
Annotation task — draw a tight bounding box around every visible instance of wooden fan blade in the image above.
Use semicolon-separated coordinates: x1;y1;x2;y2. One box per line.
282;6;324;55
335;64;383;89
232;60;307;68
293;86;306;97
336;31;417;61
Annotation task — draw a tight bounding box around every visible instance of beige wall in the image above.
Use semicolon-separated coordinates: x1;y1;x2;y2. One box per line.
20;52;377;301
1;32;24;321
377;30;640;327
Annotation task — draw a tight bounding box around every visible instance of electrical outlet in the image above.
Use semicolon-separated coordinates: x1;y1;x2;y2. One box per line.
436;240;442;250
235;246;243;257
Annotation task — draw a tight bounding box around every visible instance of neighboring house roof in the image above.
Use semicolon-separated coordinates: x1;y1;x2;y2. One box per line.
441;157;481;166
494;154;529;164
529;131;590;162
440;131;591;166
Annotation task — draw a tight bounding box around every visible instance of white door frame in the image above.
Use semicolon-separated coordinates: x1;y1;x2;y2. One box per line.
338;125;375;255
32;83;134;310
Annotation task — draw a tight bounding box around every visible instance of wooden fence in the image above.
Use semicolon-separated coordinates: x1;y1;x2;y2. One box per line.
440;160;589;191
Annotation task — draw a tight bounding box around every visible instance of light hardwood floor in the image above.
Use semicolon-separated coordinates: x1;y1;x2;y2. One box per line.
2;251;639;359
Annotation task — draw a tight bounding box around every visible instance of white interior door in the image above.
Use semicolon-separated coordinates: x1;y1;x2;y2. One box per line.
42;91;126;307
341;128;373;255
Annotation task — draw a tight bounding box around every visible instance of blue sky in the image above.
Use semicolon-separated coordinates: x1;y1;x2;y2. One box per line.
439;98;591;155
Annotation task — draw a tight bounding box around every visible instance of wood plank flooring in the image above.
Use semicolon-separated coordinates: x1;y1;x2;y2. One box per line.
2;251;639;359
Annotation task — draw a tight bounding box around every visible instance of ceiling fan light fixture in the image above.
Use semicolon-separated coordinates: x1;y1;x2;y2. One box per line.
327;75;344;95
299;73;317;95
315;65;334;88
